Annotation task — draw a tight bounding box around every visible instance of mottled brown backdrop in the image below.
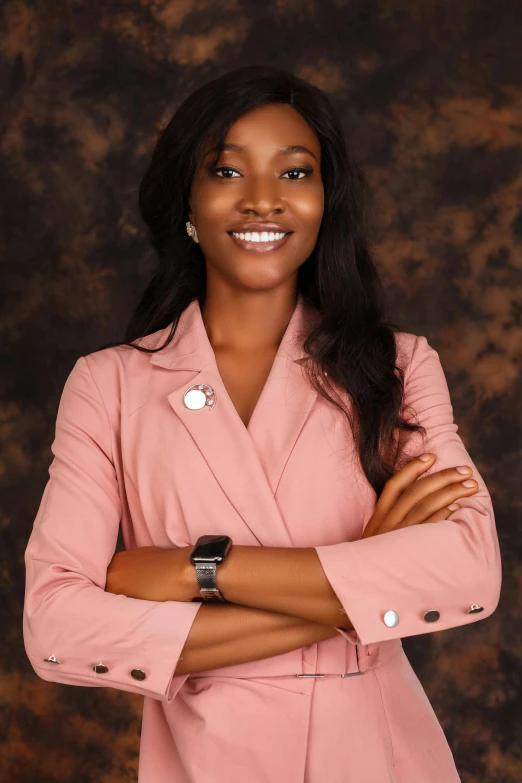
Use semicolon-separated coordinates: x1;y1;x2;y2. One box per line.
1;1;521;781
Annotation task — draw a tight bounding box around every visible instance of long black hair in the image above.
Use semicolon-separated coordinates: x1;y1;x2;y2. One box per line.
96;64;425;499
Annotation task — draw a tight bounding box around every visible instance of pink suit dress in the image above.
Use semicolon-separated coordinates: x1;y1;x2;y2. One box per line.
23;292;501;782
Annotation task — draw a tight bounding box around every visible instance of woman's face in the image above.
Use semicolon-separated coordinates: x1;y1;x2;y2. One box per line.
188;102;324;292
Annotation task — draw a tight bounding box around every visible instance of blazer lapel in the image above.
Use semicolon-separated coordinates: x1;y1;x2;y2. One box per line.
147;293;319;547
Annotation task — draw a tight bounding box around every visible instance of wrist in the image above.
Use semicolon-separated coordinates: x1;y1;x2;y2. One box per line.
180;546;200;600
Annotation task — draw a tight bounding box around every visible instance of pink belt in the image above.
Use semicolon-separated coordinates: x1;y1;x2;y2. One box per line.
192;635;403;679
300;635;403;678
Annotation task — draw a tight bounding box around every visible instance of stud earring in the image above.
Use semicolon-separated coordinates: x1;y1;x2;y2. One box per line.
186;221;199;243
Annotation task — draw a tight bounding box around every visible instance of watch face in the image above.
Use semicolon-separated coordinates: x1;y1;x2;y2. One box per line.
190;535;232;564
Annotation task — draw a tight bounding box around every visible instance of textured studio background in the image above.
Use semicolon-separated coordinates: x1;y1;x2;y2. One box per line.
1;1;521;782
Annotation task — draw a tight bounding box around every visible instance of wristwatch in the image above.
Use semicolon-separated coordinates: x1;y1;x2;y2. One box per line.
189;535;233;603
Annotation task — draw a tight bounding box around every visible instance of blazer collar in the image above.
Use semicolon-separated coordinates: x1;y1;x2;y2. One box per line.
142;292;320;547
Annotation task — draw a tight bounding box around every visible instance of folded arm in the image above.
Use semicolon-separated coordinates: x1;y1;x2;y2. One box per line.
199;335;502;646
181;544;354;629
172;602;341;677
24;355;346;702
23;356;204;704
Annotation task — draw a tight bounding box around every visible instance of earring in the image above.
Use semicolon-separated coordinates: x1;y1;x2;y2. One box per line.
186;221;199;243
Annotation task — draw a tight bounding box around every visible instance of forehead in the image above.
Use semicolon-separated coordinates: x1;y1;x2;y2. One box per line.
222;103;321;156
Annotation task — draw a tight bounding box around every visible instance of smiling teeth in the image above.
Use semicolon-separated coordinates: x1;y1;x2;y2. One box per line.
232;231;287;242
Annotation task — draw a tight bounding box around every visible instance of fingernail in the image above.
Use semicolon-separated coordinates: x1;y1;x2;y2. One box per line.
462;479;476;487
447;503;460;511
456;466;471;474
419;453;432;462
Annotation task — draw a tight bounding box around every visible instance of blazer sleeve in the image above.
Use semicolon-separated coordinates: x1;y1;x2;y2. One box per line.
23;355;203;703
314;334;502;646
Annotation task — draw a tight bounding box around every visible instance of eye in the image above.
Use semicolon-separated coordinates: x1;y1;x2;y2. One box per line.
281;167;313;180
214;167;241;178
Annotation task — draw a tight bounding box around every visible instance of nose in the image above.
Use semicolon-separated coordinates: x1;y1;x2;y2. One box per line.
238;174;285;217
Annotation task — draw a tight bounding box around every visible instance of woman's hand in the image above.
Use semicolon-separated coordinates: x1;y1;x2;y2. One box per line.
105;545;195;602
361;454;479;539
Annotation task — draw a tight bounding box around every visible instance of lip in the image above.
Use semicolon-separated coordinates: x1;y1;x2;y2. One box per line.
227;223;294;253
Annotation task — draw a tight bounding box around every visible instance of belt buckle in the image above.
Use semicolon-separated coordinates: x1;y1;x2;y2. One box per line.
296;673;325;678
296;643;366;678
341;644;366;677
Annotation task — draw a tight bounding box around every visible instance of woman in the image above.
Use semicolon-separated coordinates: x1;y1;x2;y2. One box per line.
23;65;501;782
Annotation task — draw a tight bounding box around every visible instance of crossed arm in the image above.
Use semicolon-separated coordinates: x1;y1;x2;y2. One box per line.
105;544;353;676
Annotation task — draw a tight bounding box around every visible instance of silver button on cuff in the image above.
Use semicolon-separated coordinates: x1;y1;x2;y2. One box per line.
468;604;484;614
383;610;399;628
130;668;147;681
423;609;440;623
183;384;216;410
93;663;109;674
43;654;59;664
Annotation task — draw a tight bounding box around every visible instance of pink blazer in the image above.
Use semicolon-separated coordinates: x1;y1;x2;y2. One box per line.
23;292;501;783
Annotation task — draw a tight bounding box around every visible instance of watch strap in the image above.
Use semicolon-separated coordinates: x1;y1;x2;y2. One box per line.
195;562;227;602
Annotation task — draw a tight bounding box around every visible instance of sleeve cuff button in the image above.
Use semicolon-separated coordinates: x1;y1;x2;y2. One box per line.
383;610;400;627
130;668;147;681
468;604;484;614
423;609;440;622
93;663;109;673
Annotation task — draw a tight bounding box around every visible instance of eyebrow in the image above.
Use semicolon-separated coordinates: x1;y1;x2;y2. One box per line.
216;142;318;161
